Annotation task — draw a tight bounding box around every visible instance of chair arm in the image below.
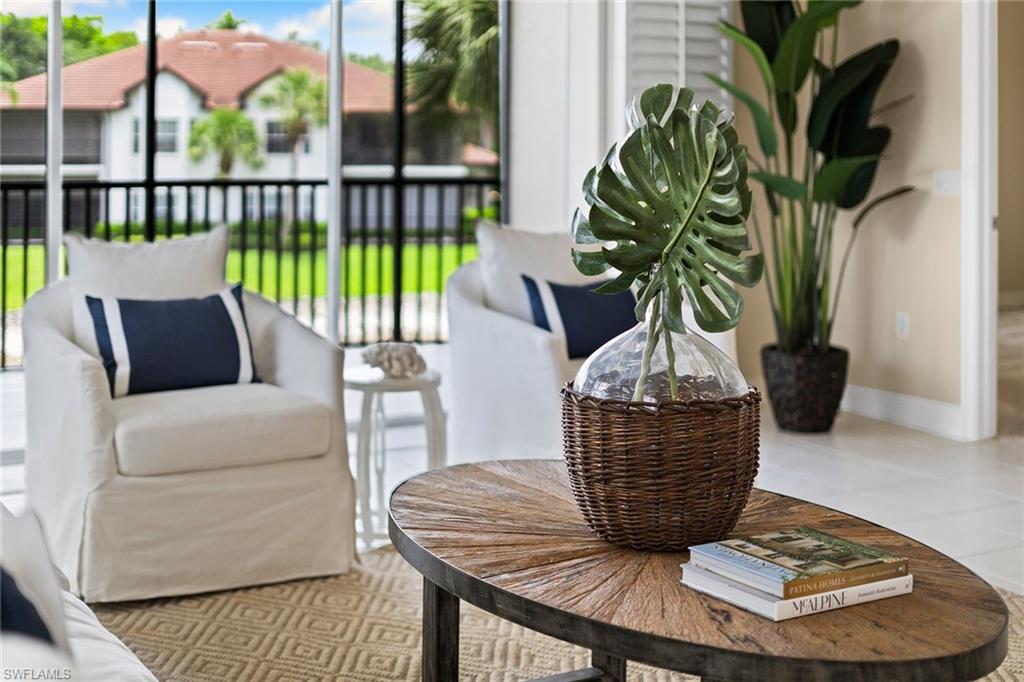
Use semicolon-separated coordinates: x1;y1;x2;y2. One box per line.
449;290;571;388
447;278;573;458
23;324;117;497
246;295;345;417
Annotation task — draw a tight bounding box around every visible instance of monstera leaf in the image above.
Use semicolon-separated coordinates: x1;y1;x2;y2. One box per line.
571;85;763;334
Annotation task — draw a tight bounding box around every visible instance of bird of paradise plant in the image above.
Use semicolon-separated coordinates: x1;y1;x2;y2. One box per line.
712;0;914;353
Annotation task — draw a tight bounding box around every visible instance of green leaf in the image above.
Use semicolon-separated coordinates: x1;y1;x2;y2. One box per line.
571;249;610;276
740;0;796;63
592;271;637;294
776;92;797;134
750;171;806;200
836;126;890;208
706;73;777;158
639;83;674;123
570;208;598;245
603;243;662;274
771;13;818;94
808;41;899;150
852;185;915;228
718;21;775;96
588;208;646;242
813;156;878;203
822;40;901;161
772;1;859;94
807;0;862;27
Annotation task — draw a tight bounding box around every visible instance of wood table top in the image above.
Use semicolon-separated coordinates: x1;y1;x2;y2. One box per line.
388;460;1009;681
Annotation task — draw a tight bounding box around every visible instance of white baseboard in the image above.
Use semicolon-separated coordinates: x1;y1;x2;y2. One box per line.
999;289;1024;310
841;384;967;441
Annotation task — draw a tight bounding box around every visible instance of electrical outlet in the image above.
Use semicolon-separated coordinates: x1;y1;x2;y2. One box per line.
895;311;910;339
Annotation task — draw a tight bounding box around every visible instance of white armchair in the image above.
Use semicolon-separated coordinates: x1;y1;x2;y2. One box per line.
447;262;584;460
23;280;356;602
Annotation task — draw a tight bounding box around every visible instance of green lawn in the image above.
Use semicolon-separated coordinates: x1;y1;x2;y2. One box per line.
1;243;478;311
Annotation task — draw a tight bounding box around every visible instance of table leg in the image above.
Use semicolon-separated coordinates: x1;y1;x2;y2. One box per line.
591;651;625;681
422;577;459;681
373;393;387;531
356;392;375;547
421;387;446;469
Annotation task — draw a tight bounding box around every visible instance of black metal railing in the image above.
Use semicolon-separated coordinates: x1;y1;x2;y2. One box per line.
0;175;498;368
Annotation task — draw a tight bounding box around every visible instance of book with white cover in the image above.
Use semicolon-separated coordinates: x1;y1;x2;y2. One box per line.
681;563;913;622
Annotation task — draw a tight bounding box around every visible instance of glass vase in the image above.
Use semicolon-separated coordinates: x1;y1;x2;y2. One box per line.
573;316;748;403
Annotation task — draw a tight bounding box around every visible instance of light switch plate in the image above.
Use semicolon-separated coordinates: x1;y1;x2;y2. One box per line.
933;170;961;196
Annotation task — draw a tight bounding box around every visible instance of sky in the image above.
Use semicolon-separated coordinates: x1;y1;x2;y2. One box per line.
3;0;395;56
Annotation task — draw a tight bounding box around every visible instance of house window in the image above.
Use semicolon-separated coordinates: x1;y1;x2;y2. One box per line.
266;121;310;154
133;118;178;153
157;119;177;153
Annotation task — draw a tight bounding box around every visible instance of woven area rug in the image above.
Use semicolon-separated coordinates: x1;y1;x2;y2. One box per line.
93;548;1023;682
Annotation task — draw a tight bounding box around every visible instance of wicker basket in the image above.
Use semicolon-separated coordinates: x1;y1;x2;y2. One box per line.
560;383;761;552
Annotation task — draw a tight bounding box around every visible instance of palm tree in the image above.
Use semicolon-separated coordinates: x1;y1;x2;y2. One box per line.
0;55;18;106
259;67;327;232
209;11;246;30
408;0;499;149
189;108;263;228
188;108;263;176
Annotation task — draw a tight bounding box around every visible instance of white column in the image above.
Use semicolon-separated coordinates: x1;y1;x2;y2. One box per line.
326;0;344;343
45;0;62;282
959;0;999;441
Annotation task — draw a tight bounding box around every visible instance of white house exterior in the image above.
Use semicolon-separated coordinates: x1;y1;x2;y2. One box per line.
0;29;498;227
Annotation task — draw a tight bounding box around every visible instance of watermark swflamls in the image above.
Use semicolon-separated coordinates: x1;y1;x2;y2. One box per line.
3;668;73;680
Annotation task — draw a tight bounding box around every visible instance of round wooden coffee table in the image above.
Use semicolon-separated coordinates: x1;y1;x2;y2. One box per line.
388;460;1008;681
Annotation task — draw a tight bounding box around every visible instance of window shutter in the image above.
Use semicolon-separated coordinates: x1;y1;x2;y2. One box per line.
625;0;731;112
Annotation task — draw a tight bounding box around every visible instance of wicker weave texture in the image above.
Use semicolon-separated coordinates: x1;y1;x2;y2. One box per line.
560;384;762;552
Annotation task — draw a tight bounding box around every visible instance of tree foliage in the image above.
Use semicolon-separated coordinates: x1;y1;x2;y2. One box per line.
188;108;263;177
407;0;498;144
347;52;392;74
258;67;328;152
209;11;246;30
0;13;138;82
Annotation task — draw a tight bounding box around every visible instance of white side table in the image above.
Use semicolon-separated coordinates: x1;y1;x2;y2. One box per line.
344;365;446;546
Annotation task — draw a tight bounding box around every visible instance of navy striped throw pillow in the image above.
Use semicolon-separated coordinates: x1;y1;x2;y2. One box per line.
85;284;258;397
521;275;636;358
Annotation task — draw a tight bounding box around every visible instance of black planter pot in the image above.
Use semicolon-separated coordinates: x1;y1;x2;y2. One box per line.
761;345;849;433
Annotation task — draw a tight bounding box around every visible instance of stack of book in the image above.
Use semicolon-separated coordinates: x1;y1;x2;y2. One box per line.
681;527;912;621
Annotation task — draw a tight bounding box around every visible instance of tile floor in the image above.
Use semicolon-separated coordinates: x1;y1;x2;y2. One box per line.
2;345;1022;595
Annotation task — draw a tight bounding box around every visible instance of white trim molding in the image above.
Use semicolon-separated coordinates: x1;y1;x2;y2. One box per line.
45;0;62;283
326;0;343;344
959;0;999;442
841;385;967;442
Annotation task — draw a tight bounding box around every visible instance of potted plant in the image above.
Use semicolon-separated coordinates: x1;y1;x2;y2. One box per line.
563;84;764;551
715;0;914;431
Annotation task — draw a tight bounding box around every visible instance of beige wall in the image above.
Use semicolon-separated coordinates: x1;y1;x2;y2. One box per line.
999;1;1024;306
734;1;963;404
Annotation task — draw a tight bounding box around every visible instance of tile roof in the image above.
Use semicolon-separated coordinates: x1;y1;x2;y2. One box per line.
461;142;499;166
0;29;392;113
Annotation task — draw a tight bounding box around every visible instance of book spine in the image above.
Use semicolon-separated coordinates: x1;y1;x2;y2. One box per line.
782;559;910;599
776;575;913;621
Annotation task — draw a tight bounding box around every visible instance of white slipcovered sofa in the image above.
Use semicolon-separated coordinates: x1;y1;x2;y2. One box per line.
23;279;356;602
447;225;736;461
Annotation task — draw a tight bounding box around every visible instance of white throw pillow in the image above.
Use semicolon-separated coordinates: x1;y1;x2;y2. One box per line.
475;221;601;323
64;226;229;358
